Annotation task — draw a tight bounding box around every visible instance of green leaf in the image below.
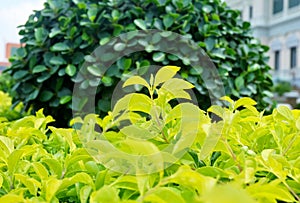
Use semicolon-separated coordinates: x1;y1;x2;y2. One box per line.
58;172;94;191
37;73;51;83
162;165;217;194
144;187;185;203
80;185;93;203
45;177;61;201
120;125;154;140
88;7;98;22
111;175;138;191
0;194;24;202
16;47;27;58
117;58;132;70
112;9;120;20
102;76;113;86
100;37;110;45
33;65;48;74
15;174;41;195
199;122;223;159
50;56;66;65
0;136;13;155
163;14;174;29
13;70;28;80
90;185;120;203
220;96;234;109
134;19;147;30
202;184;256;203
234;97;257;110
277;105;294;121
207;105;225;119
35;27;48;43
112;93;152;117
85;55;96;63
60;95;72;104
0;175;2;188
153;52;165;62
204;37;215;51
235;76;244;90
114;140;161;170
247;182;296;202
32;162;49;180
49;27;62;38
114;43;126;51
202;5;213;13
296;117;300;130
39;90;54;102
123;76;150;90
50;42;70;51
87;65;102;77
8;149;24;175
95;170;107;190
160;78;194;91
65;64;77;77
196;166;229;178
42;158;63;177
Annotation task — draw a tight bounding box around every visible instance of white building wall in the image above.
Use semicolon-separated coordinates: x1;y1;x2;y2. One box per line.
0;0;44;65
0;40;6;63
225;0;300;82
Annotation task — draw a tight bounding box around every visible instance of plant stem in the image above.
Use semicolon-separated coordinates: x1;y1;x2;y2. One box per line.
283;181;300;202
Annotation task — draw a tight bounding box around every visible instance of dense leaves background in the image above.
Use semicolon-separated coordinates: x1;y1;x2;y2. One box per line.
6;0;273;126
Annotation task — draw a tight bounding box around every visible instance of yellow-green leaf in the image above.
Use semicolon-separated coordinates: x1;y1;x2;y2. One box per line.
277;105;294;121
154;66;180;87
15;174;41;195
123;76;150;91
144;187;185;203
234;97;257;110
199;122;223;160
90;185;120;203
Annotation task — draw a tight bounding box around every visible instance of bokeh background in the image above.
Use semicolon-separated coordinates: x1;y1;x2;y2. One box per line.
0;0;44;68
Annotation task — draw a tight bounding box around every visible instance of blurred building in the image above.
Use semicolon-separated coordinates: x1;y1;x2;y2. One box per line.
0;43;20;72
225;0;300;84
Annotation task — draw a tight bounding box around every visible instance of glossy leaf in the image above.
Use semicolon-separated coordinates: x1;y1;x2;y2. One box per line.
90;185;120;203
33;65;48;74
154;66;180;87
65;64;77;77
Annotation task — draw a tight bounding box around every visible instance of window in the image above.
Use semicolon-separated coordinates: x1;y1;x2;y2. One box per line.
289;0;300;8
5;43;21;58
290;47;297;69
249;6;253;19
273;0;284;14
274;50;280;71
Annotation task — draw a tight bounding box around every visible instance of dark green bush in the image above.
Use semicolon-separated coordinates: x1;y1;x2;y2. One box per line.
6;0;273;126
0;72;14;93
273;80;292;96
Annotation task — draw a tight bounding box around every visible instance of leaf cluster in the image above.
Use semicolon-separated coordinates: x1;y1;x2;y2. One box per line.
0;66;298;203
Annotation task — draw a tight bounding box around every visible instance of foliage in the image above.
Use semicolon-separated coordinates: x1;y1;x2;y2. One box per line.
273;80;292;96
0;72;14;94
6;0;273;126
0;66;298;202
0;91;27;121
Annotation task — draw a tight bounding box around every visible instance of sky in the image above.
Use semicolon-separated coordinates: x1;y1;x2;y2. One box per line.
0;0;45;61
